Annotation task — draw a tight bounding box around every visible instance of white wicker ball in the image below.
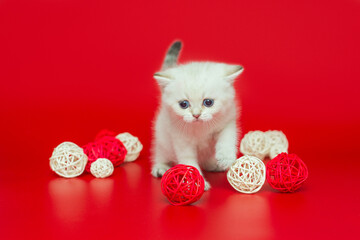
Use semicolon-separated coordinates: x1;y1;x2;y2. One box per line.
116;132;143;162
227;155;266;194
240;131;271;160
265;130;289;159
90;158;114;178
269;144;288;159
265;130;289;148
50;142;88;178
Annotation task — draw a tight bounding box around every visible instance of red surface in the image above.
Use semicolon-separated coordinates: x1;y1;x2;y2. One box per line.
0;0;359;239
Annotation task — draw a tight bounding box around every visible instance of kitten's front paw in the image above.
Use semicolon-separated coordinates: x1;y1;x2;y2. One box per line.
216;151;236;171
204;180;211;191
151;163;171;178
202;160;218;172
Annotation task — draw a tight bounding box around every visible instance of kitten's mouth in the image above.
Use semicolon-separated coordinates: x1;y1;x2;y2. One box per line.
183;116;210;123
191;118;206;123
184;118;202;123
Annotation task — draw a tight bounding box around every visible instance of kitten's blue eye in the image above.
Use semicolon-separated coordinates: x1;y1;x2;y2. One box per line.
203;99;214;107
179;100;190;109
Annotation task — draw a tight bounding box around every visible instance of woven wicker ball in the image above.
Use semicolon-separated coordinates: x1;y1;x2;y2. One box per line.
90;158;114;178
240;131;271;160
49;142;88;178
266;152;308;192
161;164;205;206
269;145;288;160
265;130;289;148
227;155;266;194
265;130;289;159
116;132;143;162
83;136;127;172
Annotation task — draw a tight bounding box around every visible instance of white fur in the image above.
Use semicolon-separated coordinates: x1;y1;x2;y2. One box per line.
152;61;243;190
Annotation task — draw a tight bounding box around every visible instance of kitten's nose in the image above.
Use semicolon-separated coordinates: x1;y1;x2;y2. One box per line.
193;114;200;119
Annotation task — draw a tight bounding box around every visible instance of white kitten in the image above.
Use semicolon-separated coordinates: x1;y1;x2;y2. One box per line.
151;41;243;190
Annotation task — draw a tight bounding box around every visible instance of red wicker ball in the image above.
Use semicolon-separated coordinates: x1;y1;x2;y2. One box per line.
83;136;127;172
266;152;308;192
161;164;205;206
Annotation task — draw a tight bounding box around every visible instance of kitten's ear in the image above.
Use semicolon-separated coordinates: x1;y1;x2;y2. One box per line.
154;72;172;89
224;65;244;84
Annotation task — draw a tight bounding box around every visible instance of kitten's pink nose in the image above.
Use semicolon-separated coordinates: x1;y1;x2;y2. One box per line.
193;114;200;119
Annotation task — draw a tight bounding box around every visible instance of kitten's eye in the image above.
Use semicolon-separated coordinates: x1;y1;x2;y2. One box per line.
203;99;214;107
179;100;190;109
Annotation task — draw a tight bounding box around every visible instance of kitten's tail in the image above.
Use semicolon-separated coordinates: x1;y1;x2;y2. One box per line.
161;41;182;70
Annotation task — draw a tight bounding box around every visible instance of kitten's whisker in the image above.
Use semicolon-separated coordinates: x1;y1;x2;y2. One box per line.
176;118;187;136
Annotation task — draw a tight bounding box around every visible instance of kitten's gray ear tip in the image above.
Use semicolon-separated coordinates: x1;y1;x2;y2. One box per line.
154;72;168;79
172;40;182;49
153;73;161;79
236;65;244;74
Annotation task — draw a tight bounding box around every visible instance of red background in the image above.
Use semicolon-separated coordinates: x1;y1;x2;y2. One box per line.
0;0;359;239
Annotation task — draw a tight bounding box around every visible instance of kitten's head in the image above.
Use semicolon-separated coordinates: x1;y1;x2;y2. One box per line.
154;62;243;123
